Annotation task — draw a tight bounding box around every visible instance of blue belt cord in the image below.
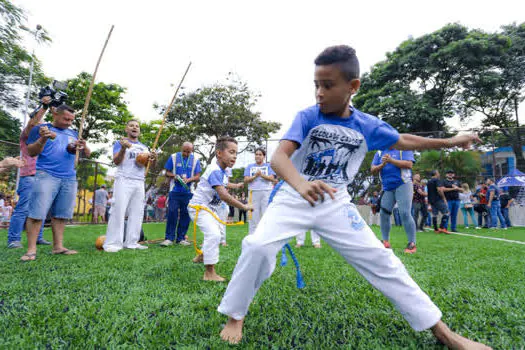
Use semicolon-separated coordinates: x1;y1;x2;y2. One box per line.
269;181;305;289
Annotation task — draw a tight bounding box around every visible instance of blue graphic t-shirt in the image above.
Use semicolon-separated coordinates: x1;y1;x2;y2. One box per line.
189;161;229;212
372;149;415;191
244;162;276;191
164;152;202;193
282;106;399;193
27;123;78;179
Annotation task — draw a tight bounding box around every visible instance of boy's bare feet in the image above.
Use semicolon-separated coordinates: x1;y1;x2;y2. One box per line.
204;265;226;282
295;244;303;248
220;318;244;344
431;321;491;350
192;254;203;263
221;242;228;247
313;243;321;248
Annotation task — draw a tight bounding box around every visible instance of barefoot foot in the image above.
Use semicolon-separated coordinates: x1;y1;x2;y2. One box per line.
203;271;226;282
432;321;492;350
220;318;244;344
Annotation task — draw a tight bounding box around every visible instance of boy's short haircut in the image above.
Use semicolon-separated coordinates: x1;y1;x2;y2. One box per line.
314;45;360;81
216;136;237;151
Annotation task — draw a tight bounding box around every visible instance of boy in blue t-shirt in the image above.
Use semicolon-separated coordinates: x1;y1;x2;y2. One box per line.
218;46;488;349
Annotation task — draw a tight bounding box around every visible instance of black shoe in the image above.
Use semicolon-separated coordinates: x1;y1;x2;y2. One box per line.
37;239;52;245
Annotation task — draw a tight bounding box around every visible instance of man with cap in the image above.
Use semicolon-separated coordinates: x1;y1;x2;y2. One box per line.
442;169;462;232
93;184;109;223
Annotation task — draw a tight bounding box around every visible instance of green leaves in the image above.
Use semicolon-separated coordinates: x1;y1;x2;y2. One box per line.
164;77;281;166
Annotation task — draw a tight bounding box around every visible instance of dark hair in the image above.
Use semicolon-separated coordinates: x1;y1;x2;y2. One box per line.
254;148;266;156
216;136;237;151
431;170;439;177
55;104;75;114
314;45;360;81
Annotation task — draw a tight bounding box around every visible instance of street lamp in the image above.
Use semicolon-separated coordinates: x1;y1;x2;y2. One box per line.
14;24;43;198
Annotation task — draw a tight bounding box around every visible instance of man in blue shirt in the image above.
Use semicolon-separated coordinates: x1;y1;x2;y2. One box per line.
486;178;507;229
22;105;91;261
161;142;202;246
371;149;417;253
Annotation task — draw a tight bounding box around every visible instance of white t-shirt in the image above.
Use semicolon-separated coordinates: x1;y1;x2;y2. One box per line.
189;161;229;212
112;140;149;181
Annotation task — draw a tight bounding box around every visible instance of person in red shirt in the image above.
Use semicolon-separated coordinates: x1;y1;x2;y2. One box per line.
156;194;167;221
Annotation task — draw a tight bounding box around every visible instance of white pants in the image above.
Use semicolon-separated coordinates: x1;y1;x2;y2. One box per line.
189;206;221;265
249;189;272;234
218;190;442;331
104;177;145;250
296;230;320;245
219;203;228;244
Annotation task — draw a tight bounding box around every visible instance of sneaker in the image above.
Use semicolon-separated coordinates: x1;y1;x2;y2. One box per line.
502;227;508;230
7;241;23;249
489;227;498;230
104;247;122;253
404;242;417;254
160;240;173;247
382;240;391;249
37;239;52;245
434;229;441;234
475;227;481;230
438;228;451;234
178;240;191;246
465;227;469;229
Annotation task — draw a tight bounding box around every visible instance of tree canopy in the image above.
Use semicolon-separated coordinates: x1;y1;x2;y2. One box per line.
163;76;281;167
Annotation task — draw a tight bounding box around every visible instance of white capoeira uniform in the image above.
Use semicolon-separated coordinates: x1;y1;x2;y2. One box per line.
104;140;149;252
188;161;229;265
296;230;320;246
244;162;276;234
218;106;442;332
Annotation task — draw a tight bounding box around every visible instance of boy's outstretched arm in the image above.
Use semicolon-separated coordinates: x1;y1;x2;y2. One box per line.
394;133;481;151
271;140;336;206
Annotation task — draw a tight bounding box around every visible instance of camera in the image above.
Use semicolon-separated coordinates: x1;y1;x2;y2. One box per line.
38;80;68;108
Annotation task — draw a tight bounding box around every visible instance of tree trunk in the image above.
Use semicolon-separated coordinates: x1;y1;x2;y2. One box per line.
513;99;525;172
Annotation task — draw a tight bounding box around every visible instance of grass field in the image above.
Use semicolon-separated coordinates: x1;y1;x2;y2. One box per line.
1;223;524;349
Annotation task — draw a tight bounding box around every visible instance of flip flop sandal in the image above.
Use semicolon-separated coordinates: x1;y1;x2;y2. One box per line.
20;253;36;261
52;249;78;255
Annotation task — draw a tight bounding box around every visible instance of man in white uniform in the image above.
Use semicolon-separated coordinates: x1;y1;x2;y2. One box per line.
104;120;153;252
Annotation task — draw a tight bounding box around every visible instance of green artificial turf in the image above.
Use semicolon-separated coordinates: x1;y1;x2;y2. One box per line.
1;223;524;349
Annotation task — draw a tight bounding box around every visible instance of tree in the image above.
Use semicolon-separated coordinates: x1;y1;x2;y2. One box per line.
59;72;134;144
0;0;50;138
459;23;525;171
164;76;281;167
354;24;472;133
413;150;482;186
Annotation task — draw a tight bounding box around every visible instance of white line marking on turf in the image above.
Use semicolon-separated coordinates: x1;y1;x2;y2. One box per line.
451;231;525;245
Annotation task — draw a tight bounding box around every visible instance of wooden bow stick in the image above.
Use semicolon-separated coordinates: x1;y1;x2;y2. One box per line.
145;61;192;175
75;25;115;166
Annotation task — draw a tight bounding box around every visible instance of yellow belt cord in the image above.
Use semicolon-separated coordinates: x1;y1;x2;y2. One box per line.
189;204;244;256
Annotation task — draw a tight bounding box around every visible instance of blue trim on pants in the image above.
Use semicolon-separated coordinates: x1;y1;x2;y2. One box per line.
7;176;44;243
165;192;192;242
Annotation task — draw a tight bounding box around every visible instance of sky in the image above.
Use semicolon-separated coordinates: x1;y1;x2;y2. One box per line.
15;0;525;167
